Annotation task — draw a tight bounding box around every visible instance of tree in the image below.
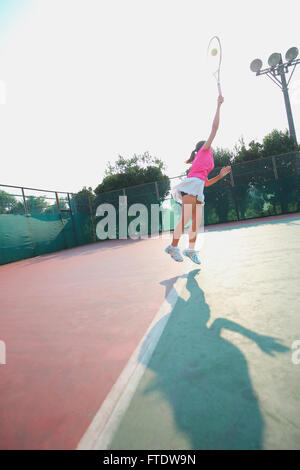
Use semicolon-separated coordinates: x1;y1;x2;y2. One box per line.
0;191;24;214
94;152;170;206
68;187;96;243
104;152;165;176
25;196;50;214
262;129;296;157
232;138;263;164
213;147;234;167
71;186;95;214
95;152;169;196
94;152;170;237
229;130;295;165
43;197;69;215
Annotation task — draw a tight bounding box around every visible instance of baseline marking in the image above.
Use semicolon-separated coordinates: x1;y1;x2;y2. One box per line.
77;274;187;450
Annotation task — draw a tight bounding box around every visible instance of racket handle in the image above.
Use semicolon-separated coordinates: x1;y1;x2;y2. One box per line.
217;82;222;97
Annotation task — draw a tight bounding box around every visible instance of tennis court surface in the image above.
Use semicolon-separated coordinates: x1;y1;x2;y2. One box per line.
1;213;300;450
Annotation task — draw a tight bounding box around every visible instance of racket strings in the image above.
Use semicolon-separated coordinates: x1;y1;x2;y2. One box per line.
207;36;222;86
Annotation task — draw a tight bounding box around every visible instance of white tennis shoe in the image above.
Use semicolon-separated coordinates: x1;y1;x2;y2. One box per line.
165;245;184;262
182;248;201;264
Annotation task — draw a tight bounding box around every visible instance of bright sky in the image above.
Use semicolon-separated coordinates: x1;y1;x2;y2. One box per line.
1;0;300;194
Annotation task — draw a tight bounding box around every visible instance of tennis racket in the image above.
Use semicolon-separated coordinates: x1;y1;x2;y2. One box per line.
207;36;222;96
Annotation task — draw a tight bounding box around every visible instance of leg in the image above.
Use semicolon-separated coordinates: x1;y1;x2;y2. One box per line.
171;195;197;247
188;201;203;249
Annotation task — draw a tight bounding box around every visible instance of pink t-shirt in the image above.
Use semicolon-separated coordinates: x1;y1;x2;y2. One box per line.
187;146;214;183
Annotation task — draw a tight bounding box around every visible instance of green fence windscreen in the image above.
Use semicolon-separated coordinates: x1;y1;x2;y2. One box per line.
0;152;299;265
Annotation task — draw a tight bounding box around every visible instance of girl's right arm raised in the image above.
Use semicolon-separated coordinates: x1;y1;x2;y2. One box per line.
203;95;224;149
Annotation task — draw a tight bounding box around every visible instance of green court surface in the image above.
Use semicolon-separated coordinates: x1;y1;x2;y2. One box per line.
108;216;300;450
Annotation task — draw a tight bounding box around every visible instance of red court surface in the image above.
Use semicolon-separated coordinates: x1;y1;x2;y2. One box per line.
0;235;184;449
0;212;298;450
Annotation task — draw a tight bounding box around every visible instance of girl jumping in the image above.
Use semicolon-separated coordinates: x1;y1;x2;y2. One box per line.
165;94;231;264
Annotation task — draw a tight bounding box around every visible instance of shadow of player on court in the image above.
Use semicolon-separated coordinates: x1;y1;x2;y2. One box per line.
138;268;289;450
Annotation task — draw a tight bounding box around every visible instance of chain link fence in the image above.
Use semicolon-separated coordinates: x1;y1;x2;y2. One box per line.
0;151;299;265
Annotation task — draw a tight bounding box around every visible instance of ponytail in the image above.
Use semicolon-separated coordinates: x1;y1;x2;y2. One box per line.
185;140;206;164
185;149;197;164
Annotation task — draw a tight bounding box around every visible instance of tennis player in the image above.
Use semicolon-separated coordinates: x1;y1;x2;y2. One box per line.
165;94;231;264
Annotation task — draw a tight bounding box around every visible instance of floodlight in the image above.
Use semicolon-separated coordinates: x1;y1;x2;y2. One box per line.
285;47;298;62
268;53;281;67
250;58;263;73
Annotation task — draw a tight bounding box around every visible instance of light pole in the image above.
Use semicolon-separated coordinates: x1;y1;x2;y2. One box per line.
250;47;300;149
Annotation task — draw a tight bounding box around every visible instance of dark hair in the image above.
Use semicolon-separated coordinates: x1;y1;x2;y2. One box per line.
185;140;206;164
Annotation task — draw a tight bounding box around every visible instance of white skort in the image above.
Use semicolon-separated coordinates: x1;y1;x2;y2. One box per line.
171;177;205;205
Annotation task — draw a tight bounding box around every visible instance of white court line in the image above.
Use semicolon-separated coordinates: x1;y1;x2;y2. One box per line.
76;273;188;450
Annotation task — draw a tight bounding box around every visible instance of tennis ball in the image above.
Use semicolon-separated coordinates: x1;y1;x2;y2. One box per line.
211;48;218;56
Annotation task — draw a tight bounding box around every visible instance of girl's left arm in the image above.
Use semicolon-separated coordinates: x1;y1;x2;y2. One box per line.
205;166;231;187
